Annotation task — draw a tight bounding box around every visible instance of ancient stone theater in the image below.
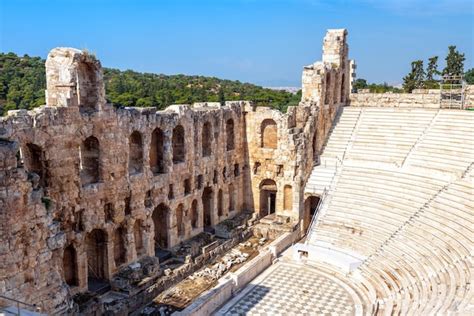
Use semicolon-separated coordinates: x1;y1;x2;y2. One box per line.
1;29;473;315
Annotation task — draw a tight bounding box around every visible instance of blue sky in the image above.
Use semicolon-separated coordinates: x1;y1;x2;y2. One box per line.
0;0;472;86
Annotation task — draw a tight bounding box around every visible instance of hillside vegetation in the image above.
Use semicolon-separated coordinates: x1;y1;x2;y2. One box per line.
0;52;301;116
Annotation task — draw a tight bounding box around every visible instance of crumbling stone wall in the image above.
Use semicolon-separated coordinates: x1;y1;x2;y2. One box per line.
0;29;350;313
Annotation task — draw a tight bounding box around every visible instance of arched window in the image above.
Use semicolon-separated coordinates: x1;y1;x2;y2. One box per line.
150;128;165;174
312;130;318;161
134;220;144;256
172;125;185;163
153;203;169;249
80;136;100;185
325;72;331;105
63;244;78;286
202;122;212;157
129;131;143;175
226;119;234;151
113;227;126;267
77;61;99;110
176;204;184;237
283;185;293;210
261;119;278;149
24;143;47;188
217;189;223;217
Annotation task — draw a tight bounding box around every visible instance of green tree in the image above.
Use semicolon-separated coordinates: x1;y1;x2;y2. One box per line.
442;46;465;78
353;78;367;91
465;68;474;84
426;56;440;81
403;60;425;93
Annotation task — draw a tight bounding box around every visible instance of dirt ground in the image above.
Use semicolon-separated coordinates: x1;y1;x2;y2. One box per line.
152;235;273;310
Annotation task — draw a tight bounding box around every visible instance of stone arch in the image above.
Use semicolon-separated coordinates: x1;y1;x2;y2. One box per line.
129;131;143;175
176;204;184;237
150;128;165;174
283;185;293;210
226;119;234;151
340;73;345;103
172;125;185;163
217;189;224;217
202;187;213;229
23;143;47;188
202;122;212;157
229;183;235;213
63;244;78;286
80;136;100;186
261;119;278;149
86;229;108;281
259;179;277;217
191;200;199;229
303;196;321;232
76;60;100;110
113;226;127;267
152;203;169;249
325;72;331;105
134;220;145;256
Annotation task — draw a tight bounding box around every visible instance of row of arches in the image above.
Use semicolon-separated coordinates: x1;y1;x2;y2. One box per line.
63;220;146;288
324;72;346;105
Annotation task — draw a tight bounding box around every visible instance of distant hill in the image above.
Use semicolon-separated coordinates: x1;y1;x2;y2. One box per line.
0;52;301;116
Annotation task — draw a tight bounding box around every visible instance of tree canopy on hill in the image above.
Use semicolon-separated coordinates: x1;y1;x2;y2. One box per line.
0;52;301;116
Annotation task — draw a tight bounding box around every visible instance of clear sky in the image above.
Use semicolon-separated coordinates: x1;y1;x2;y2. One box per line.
0;0;472;87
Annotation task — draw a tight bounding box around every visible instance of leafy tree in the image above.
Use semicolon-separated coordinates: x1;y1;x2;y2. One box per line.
426;56;440;81
403;60;424;93
442;46;465;78
353;78;367;91
465;68;474;84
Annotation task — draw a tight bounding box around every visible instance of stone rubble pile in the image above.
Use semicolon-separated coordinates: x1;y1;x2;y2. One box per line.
192;248;250;280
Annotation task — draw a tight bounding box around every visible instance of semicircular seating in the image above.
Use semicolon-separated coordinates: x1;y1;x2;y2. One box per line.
304;107;474;315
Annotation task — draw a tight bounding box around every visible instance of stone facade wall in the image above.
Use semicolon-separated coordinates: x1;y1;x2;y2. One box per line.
349;86;474;109
0;29;349;313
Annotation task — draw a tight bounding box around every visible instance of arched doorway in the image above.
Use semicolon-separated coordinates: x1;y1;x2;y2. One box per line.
261;119;278;149
134;220;145;256
259;179;277;217
86;229;108;289
63;244;78;286
202;187;213;229
304;196;321;232
150;128;165;174
129;131;143;175
152;203;169;249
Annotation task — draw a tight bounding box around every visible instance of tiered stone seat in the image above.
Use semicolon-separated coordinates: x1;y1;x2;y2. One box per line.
303;107;473;315
406;110;474;176
345;108;437;166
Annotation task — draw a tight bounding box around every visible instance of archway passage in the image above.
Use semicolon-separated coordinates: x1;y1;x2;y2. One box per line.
176;204;184;237
86;229;108;291
113;227;126;267
259;179;277;217
152;203;169;249
261;119;278;149
80;136;100;185
191;200;199;229
134;220;145;256
129;131;143;175
312;130;318;162
217;189;224;217
202;187;213;230
303;196;321;232
202;122;212;157
172;125;185;163
150;128;165;174
63;244;78;286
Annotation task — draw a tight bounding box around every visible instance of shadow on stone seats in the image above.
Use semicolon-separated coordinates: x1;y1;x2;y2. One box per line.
155;246;173;262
